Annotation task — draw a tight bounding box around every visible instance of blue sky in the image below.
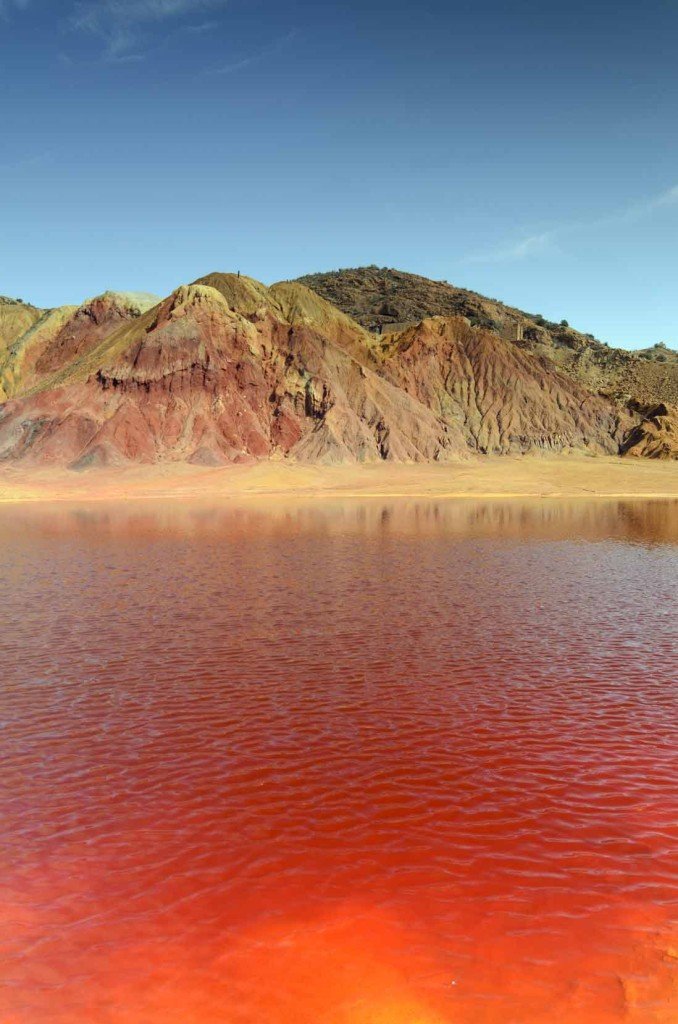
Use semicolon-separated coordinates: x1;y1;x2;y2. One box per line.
0;0;676;348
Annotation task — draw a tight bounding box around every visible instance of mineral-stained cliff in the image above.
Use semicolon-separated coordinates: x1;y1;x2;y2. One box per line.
377;317;628;455
0;281;462;467
0;291;158;401
298;267;678;408
0;271;662;466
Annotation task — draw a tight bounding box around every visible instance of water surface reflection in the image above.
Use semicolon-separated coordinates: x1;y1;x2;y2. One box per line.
0;499;676;1023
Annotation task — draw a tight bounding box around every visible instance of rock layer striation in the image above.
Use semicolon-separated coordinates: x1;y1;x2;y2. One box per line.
0;272;668;465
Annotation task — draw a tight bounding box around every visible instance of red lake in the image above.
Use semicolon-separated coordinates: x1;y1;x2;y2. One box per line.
1;499;677;1023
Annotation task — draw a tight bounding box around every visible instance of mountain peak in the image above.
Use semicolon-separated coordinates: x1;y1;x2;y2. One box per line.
297;266;678;408
0;265;675;464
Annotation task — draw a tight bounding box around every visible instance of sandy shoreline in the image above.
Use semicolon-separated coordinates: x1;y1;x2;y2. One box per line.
0;455;676;504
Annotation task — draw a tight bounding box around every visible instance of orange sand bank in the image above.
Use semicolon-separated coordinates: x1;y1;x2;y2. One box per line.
0;455;676;504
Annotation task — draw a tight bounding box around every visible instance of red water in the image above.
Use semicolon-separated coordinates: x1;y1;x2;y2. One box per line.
1;500;677;1024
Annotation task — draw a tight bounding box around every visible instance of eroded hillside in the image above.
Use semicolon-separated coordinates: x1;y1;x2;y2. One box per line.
0;273;641;467
298;267;678;407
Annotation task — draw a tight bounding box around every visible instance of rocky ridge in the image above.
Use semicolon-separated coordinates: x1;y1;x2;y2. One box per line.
0;270;673;465
297;267;678;408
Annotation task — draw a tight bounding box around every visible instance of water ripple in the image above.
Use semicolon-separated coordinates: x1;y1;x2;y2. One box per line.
0;499;677;1023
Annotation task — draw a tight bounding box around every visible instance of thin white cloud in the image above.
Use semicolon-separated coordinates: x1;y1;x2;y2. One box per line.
69;0;229;61
631;183;678;215
206;28;298;76
587;183;678;232
0;0;30;19
0;149;54;172
464;232;557;265
185;19;219;34
72;0;225;29
462;184;678;265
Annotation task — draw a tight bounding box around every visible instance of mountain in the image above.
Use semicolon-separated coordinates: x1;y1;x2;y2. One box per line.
297;267;678;407
0;271;643;468
0;291;159;402
0;279;463;467
375;316;625;455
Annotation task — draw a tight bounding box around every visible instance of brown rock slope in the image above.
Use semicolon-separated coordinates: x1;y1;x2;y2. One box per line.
0;291;158;401
197;273;381;367
0;281;464;467
621;404;678;460
298;267;678;407
378;317;628;454
0;273;635;468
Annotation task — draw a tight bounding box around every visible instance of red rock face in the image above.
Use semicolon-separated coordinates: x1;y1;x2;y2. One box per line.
32;296;136;377
0;286;462;467
381;317;630;455
0;280;636;468
0;292;158;402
